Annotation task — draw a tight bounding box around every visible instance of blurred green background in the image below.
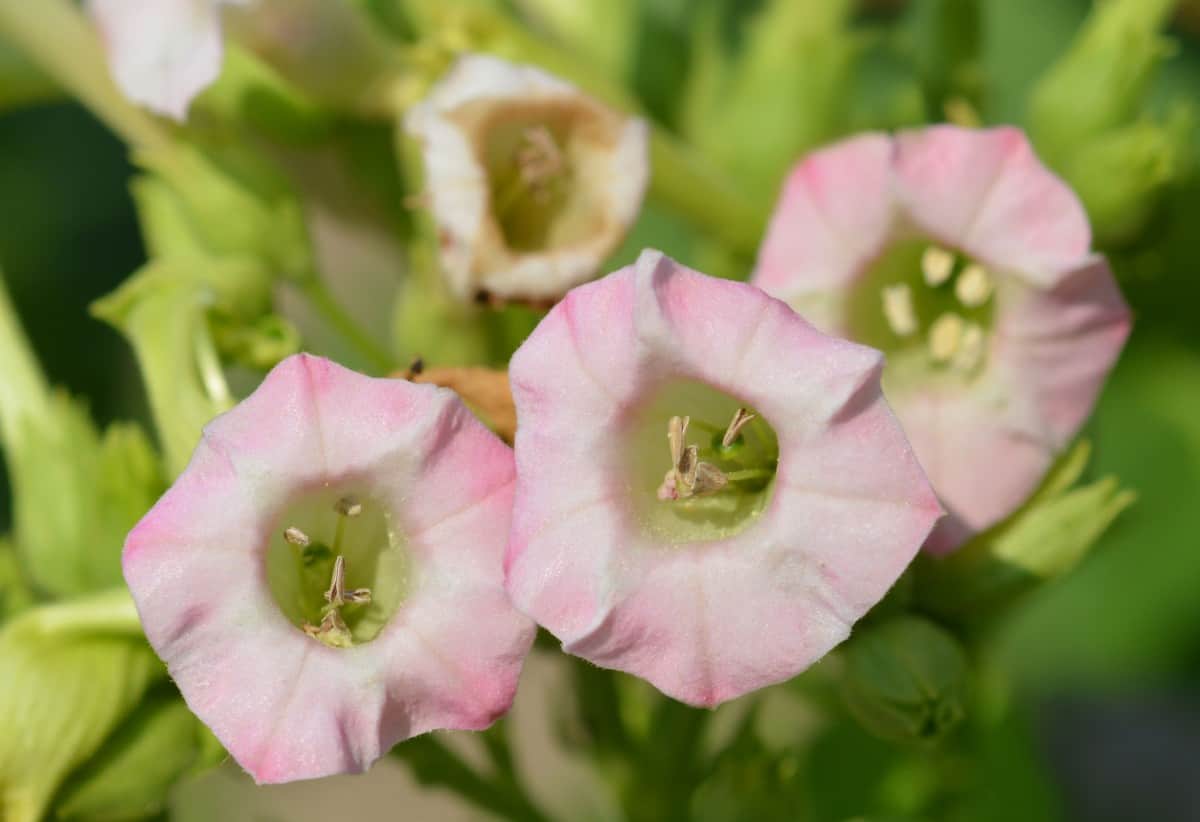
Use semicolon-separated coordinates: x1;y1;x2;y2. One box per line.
2;0;1199;819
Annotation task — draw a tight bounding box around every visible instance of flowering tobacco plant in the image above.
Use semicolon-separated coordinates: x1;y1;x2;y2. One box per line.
123;354;533;782
506;251;941;705
753;126;1131;552
0;0;1184;819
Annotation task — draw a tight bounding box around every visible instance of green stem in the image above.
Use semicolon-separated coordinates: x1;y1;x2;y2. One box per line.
0;269;48;450
391;735;551;822
298;277;396;374
0;0;170;151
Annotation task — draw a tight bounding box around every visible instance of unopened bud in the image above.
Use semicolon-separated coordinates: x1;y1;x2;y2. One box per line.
841;616;968;746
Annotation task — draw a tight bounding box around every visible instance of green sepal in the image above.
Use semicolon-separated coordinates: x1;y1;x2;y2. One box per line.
52;694;199;822
211;311;302;371
915;440;1136;624
194;46;333;145
1028;0;1177;160
512;0;638;85
92;262;255;477
132;141;311;283
678;0;862;202
9;393;163;598
1056;108;1195;247
0;590;161;822
841;615;970;747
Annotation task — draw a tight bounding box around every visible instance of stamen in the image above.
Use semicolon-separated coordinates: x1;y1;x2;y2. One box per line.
721;408;758;448
881;284;918;337
658;415;728;500
922;246;955;287
952;322;986;372
516;126;563;201
955;263;993;308
283;526;310;547
928;312;965;364
335;497;363;518
324;555;347;606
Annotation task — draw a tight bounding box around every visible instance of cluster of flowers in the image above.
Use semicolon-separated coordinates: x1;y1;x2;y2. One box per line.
103;11;1130;785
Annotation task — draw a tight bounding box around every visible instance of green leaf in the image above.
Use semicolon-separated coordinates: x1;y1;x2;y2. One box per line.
52;695;199;822
916;439;1135;624
0;590;161;822
9;392;164;597
0;538;33;621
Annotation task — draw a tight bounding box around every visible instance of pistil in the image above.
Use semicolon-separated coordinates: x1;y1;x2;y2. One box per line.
285;497;375;649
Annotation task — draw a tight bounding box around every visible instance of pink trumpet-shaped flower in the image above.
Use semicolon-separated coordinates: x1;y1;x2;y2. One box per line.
752;126;1131;553
88;0;248;120
506;250;941;707
123;354;534;783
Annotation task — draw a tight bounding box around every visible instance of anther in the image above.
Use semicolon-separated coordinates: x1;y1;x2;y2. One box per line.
335;497;362;517
928;312;966;363
922;246;955;287
322;555;372;609
955;263;993;308
659;415;728;500
283;526;310;547
952;322;986;372
881;284;918;337
722;408;758;448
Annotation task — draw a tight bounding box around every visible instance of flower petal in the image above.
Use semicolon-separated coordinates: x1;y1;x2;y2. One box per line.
752;133;896;330
892;125;1091;284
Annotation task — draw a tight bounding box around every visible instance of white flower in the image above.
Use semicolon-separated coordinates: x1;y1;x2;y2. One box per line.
405;55;649;303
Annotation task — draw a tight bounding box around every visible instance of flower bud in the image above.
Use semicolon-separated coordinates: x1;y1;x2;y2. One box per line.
841;616;969;746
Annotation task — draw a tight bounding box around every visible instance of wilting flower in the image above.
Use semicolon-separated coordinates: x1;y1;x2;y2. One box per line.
89;0;248;120
404;54;649;303
123;354;533;782
505;250;941;707
752;126;1131;553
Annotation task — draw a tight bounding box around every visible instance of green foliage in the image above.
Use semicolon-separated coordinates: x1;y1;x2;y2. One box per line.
1028;0;1191;246
679;0;861;201
999;340;1200;689
9;393;163;597
92;264;241;477
53;694;201;821
0;591;161;822
916;440;1135;626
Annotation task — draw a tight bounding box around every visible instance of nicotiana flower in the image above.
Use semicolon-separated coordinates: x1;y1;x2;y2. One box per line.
123;354;534;782
404;54;649;303
89;0;249;120
752;126;1131;553
505;250;941;707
